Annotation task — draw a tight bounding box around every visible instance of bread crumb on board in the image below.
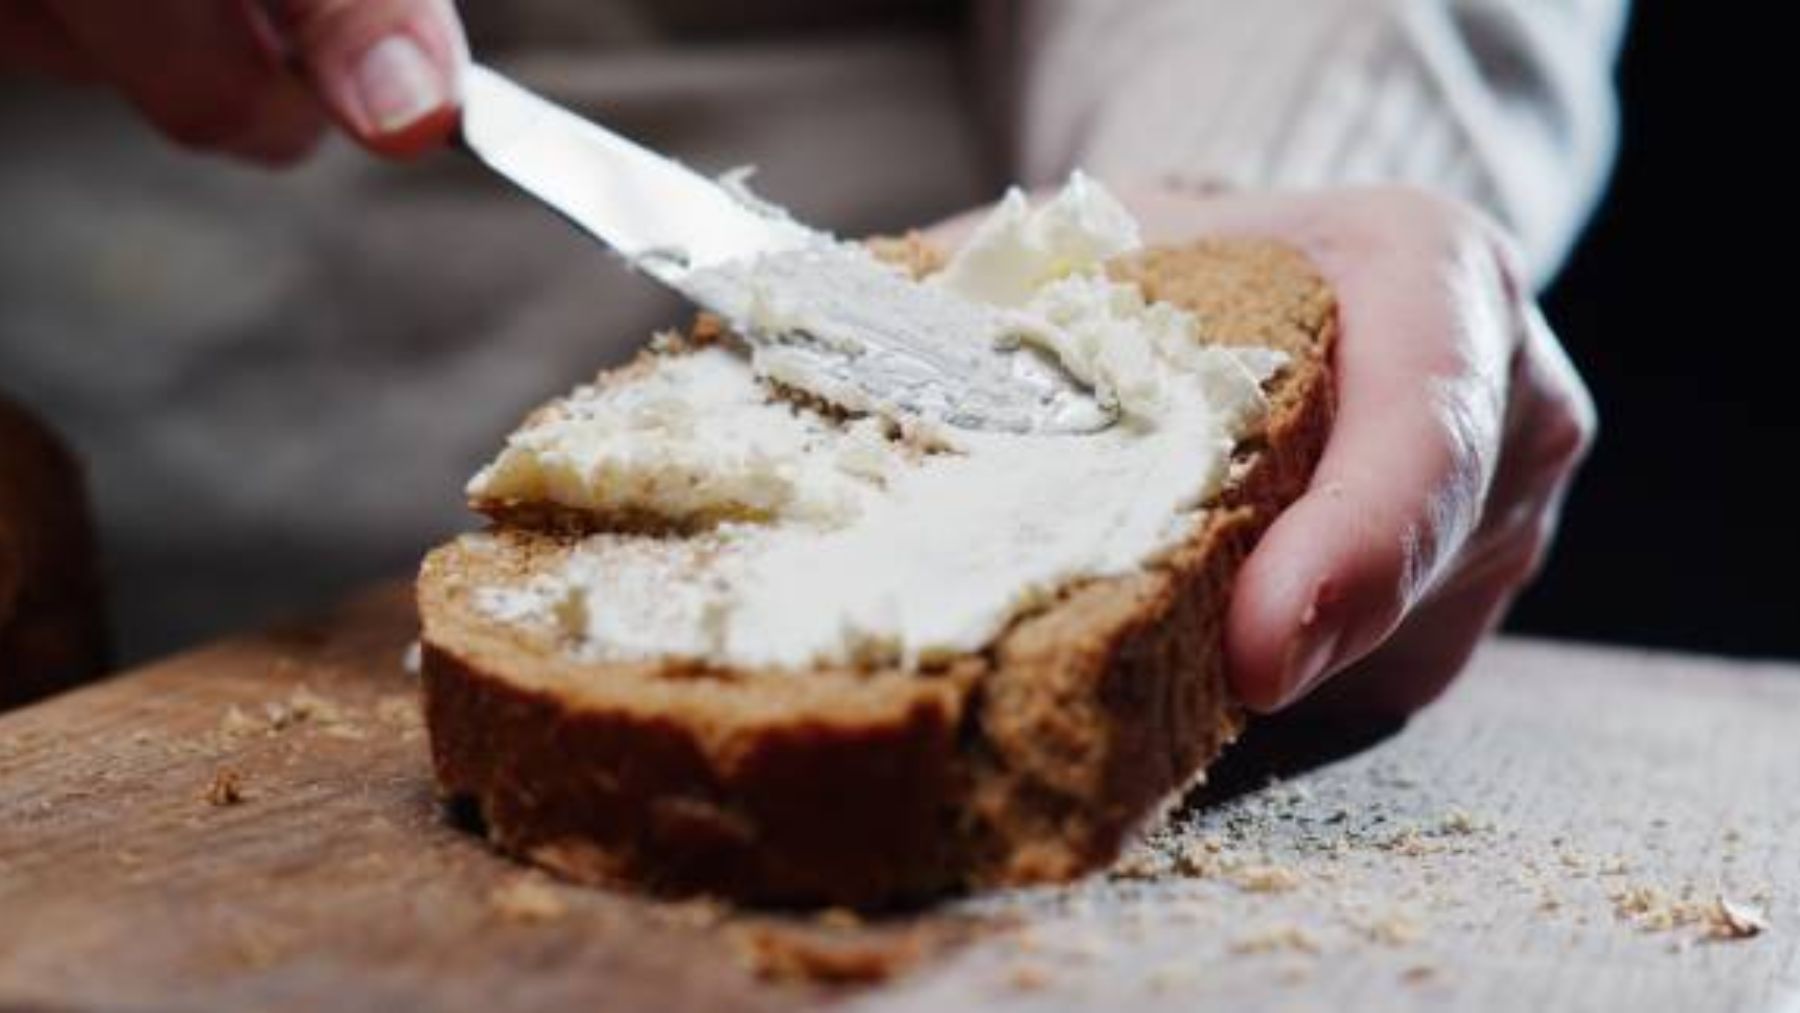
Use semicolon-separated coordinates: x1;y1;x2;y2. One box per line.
1231;864;1303;894
1402;964;1439;985
729;923;927;985
489;877;568;923
1229;925;1321;956
1358;912;1424;947
214;686;422;746
1709;895;1770;940
647;898;728;931
218;706;264;739
202;768;246;807
374;694;423;728
1004;962;1054;991
1610;884;1772;942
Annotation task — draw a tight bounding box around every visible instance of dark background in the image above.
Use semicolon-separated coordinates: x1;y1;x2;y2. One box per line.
1508;5;1796;658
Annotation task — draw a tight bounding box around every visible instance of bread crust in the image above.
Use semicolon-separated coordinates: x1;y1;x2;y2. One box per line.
419;239;1336;906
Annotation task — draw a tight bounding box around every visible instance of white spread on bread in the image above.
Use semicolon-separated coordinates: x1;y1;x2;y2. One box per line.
466;176;1285;668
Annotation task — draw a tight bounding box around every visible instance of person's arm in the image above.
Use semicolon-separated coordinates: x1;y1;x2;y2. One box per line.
963;0;1622;718
0;0;467;162
984;0;1628;284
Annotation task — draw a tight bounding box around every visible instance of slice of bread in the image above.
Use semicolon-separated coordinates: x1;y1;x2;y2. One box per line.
418;238;1336;906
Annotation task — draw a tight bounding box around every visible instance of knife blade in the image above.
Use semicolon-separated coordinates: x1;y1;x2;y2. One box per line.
458;64;1111;435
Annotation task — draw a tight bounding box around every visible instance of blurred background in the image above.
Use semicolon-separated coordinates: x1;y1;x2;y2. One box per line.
1508;2;1797;659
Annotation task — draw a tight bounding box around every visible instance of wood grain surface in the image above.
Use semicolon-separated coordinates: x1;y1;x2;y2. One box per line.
1;586;1796;1012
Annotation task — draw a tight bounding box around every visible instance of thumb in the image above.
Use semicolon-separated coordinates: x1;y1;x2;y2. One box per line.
277;0;467;157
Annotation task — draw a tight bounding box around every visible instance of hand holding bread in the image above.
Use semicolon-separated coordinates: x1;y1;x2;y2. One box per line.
938;185;1594;721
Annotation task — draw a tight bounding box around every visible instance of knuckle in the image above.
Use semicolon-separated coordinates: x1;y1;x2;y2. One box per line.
1361;185;1479;238
1493;524;1554;589
1525;370;1599;482
1351;185;1508;279
1550;390;1598;468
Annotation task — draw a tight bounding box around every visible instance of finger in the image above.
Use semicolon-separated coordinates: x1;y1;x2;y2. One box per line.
277;0;466;158
45;0;285;149
1488;302;1597;536
1302;483;1572;723
1225;203;1517;712
219;72;329;166
1274;250;1593;719
0;0;89;80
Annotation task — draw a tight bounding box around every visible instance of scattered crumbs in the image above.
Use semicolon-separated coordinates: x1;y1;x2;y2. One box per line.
1231;864;1302;894
1708;896;1769;941
282;686;346;726
218;686;379;742
1005;963;1054;991
1174;836;1230;877
375;695;421;727
489;877;567;923
261;702;298;732
815;907;862;931
1267;780;1313;806
1402;964;1438;985
731;923;925;985
650;898;727;930
1597;855;1632;877
129;730;155;748
1611;884;1712;934
1611;885;1665;919
202;768;246;807
218;705;263;739
1437;809;1488;836
1382;827;1434;857
1111;848;1163;880
1230;925;1320;956
1359;912;1423;947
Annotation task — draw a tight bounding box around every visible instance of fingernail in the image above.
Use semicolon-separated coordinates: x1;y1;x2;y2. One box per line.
353;35;445;134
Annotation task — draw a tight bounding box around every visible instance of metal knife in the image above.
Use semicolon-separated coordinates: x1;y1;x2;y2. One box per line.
457;64;1109;435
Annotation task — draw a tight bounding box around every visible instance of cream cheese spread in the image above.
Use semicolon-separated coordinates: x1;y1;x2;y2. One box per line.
681;191;1116;436
466;175;1285;669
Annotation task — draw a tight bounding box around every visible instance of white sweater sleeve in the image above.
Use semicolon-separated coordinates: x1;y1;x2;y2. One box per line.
988;0;1630;285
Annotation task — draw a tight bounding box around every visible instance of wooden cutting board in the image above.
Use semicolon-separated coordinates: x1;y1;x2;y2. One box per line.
2;586;1796;1012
